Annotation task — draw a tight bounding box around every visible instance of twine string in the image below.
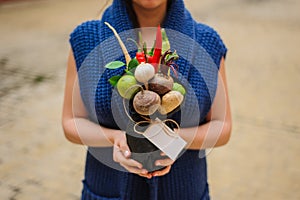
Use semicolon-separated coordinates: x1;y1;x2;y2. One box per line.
122;84;180;137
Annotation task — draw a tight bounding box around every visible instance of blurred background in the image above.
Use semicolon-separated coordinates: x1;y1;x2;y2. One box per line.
0;0;299;199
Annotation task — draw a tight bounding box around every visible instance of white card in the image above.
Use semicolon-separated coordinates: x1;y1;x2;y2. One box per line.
143;122;187;161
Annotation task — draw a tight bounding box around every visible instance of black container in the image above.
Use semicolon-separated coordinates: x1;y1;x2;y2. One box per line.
125;101;167;172
126;131;167;172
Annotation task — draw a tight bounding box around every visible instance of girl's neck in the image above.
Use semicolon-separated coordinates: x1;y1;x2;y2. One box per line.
132;3;168;28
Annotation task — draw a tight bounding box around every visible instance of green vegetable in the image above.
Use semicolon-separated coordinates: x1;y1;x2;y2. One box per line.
109;75;122;86
104;22;131;66
104;61;125;69
117;75;138;99
172;82;186;95
128;58;139;71
161;28;170;55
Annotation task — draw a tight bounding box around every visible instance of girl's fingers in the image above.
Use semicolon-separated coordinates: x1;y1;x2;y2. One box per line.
139;173;152;179
160;152;167;156
114;147;148;175
155;158;174;167
119;140;131;158
116;149;143;169
152;166;171;177
120;163;148;175
151;156;174;177
113;134;149;175
122;157;144;169
114;139;173;177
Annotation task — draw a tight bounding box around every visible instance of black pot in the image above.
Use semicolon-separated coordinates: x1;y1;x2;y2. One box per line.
125;120;167;172
125;97;169;172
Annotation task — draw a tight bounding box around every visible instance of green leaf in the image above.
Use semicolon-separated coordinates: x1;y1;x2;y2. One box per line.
166;52;179;62
105;61;125;69
162;28;170;54
128;58;139;71
125;70;134;76
138;31;143;47
148;40;155;56
143;42;147;56
109;75;122;86
127;38;140;49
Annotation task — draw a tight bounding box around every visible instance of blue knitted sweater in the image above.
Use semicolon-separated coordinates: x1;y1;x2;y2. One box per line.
70;0;227;199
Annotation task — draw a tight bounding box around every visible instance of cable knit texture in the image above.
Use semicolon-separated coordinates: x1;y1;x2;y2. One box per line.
69;0;227;199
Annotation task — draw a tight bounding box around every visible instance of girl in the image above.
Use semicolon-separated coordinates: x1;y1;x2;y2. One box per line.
62;0;232;199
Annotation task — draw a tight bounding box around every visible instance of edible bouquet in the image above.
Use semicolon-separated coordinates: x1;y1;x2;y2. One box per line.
105;22;187;172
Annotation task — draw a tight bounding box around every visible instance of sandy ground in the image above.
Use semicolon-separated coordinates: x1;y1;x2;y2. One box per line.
0;0;299;199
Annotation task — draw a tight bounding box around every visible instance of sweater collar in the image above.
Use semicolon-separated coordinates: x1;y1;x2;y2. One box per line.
101;0;195;38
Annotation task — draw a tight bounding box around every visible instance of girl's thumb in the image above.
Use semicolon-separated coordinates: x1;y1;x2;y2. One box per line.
120;142;131;158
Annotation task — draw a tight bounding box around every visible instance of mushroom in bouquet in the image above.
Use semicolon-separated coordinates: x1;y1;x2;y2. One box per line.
133;86;161;116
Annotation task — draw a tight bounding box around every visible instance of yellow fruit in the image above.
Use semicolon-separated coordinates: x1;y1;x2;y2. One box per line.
159;91;184;115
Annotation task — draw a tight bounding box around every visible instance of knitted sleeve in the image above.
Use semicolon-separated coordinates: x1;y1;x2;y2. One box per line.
69;20;101;71
195;23;227;69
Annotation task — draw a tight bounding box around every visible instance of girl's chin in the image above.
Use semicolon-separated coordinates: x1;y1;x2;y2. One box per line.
132;0;167;10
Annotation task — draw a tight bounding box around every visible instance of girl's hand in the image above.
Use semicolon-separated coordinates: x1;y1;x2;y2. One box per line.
113;132;149;176
151;152;174;177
